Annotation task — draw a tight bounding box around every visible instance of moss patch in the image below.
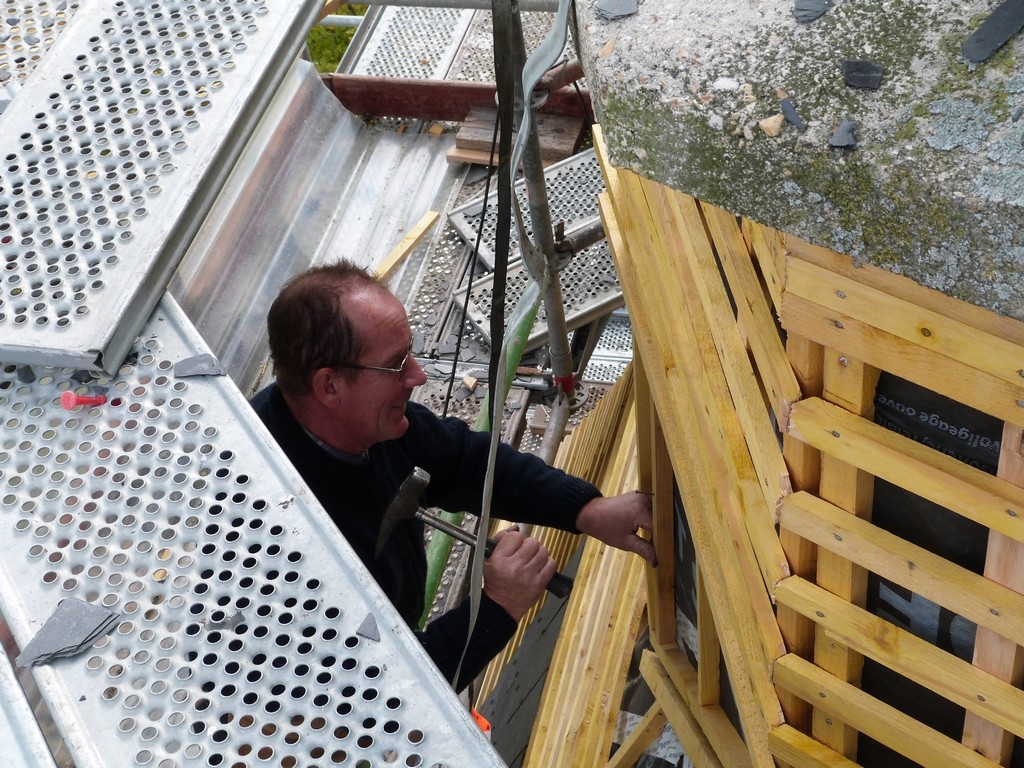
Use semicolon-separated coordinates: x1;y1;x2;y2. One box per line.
306;5;367;73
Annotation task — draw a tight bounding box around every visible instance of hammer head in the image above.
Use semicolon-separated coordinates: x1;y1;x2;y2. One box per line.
375;467;431;558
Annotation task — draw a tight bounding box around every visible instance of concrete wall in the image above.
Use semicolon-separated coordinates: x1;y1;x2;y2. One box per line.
574;0;1024;320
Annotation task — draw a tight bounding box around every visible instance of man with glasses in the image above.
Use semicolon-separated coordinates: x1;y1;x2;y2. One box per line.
252;260;655;691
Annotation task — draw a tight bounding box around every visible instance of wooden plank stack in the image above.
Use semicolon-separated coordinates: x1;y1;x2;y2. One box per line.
580;124;1024;767
448;107;586;167
477;363;649;765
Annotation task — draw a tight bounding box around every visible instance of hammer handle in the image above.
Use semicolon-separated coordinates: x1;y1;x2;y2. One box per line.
416;510;573;599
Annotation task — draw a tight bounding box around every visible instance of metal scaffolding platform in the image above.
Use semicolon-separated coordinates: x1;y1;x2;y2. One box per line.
0;298;504;767
0;0;321;372
448;150;624;351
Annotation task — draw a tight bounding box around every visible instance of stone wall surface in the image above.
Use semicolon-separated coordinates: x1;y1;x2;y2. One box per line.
574;0;1024;319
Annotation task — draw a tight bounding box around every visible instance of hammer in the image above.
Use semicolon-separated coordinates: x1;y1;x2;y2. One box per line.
377;467;573;598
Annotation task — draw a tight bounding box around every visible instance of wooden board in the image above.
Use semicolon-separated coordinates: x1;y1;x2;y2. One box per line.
775;654;999;768
322;73;594;121
701;201;802;429
788;397;1024;544
963;422;1024;762
778;576;1024;740
786;257;1024;393
780;491;1024;642
454;107;584;164
446;145;560;168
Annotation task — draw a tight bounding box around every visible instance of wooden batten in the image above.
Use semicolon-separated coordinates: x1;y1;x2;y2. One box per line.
638;650;729;768
781;491;1024;641
649;646;753;768
598;129;778;765
786;257;1024;393
784;235;1024;349
654;182;793;516
964;422;1024;762
777;576;1024;740
768;725;861;768
744;220;786;312
782;290;1024;428
375;210;439;281
788;397;1024;543
806;350;878;756
643;181;790;596
774;655;999;768
701;201;803;429
500;363;650;768
633;354;678;649
605;701;669;768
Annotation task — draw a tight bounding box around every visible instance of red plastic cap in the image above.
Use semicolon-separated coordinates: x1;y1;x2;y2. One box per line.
61;391;107;410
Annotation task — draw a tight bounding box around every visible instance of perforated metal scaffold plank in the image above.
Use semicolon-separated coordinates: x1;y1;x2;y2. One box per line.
0;297;505;768
583;310;632;384
0;0;321;373
452;239;623;352
0;0;82;112
447;149;606;269
349;4;474;80
448;149;623;350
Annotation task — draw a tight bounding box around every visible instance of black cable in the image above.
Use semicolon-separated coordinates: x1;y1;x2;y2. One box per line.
441;116;501;419
573;78;594;126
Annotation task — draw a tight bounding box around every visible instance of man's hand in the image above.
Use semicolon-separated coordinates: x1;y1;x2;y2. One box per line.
483;526;557;621
575;492;657;567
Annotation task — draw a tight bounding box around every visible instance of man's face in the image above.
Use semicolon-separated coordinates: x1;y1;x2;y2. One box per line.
331;288;427;451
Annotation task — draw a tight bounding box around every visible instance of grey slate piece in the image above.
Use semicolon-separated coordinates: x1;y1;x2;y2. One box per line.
842;59;885;89
962;0;1024;62
829;119;858;148
793;0;830;23
780;98;808;131
356;613;381;642
173;353;226;378
594;0;639;21
17;598;120;667
15;365;34;384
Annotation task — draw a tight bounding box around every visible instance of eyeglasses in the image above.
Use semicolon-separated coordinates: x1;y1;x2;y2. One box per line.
336;350;413;381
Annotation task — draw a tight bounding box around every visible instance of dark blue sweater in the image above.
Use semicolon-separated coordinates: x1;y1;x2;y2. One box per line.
251;384;601;689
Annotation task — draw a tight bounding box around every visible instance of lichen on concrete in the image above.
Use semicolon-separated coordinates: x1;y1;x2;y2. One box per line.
574;0;1024;320
927;96;995;151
